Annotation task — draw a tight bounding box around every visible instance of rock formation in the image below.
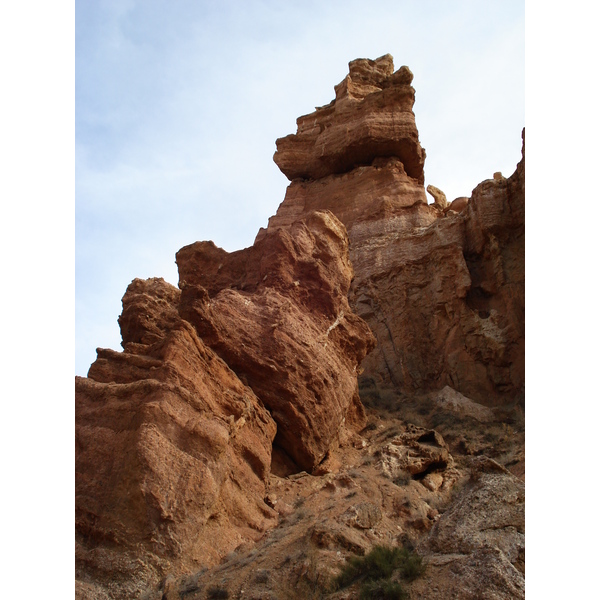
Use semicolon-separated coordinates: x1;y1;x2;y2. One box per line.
76;53;525;599
426;184;448;210
260;53;524;408
273;55;426;184
176;210;375;471
76;279;279;597
75;211;374;598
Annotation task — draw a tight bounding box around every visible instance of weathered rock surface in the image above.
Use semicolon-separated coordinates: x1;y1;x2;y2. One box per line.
425;459;524;564
412;457;525;599
76;279;279;598
376;424;452;480
76;212;375;598
262;54;525;407
177;210;375;471
273;54;426;183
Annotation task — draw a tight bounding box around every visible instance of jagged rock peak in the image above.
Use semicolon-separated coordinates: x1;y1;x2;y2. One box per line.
274;54;426;184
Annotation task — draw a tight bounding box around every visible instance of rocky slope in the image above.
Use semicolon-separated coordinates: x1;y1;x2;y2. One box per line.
259;53;524;408
138;394;524;600
76;54;524;600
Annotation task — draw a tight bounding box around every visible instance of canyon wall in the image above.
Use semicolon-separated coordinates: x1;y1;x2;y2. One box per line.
259;53;524;407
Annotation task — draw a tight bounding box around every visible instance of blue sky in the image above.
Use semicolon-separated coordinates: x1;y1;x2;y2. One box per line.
76;0;525;375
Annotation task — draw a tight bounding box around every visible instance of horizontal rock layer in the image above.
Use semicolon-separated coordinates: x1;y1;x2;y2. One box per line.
274;54;426;183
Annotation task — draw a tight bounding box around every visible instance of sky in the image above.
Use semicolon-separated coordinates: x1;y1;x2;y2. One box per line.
75;0;525;376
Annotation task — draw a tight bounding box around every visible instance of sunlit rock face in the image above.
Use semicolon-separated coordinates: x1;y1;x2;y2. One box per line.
76;278;279;597
177;209;375;472
75;211;375;598
262;54;525;407
273;54;426;183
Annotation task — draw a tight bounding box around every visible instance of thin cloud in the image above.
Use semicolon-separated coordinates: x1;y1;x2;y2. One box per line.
76;0;524;375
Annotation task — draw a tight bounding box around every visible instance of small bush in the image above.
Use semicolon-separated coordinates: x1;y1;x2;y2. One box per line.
395;548;425;581
391;496;408;518
335;545;425;591
206;585;229;599
393;471;412;487
294;496;306;508
335;546;402;587
360;579;408;600
254;569;269;584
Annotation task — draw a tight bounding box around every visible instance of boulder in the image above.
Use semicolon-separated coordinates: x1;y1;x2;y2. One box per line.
177;210;375;471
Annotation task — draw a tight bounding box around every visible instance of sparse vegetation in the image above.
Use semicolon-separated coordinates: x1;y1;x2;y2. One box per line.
254;569;269;584
282;544;332;600
394;548;426;581
379;389;399;411
391;496;408;518
293;496;306;508
381;426;402;441
360;579;408;600
334;544;425;597
206;585;229;599
393;471;412;487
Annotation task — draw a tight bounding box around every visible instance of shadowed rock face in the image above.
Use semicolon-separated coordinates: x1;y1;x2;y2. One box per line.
263;54;525;407
75;211;374;598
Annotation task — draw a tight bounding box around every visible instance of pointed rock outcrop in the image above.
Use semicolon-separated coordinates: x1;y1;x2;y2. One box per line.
261;54;524;407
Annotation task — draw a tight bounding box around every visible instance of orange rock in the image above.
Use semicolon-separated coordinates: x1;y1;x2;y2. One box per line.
76;212;375;595
76;279;278;592
264;55;525;406
274;55;426;183
177;210;375;471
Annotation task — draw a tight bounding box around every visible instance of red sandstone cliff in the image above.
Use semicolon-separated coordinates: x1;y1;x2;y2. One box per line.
75;54;524;600
260;53;524;408
75;211;374;597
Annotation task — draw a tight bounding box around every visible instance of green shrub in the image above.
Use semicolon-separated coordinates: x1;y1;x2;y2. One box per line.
395;548;425;581
335;545;425;592
206;585;229;599
393;471;412;487
360;579;408;600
